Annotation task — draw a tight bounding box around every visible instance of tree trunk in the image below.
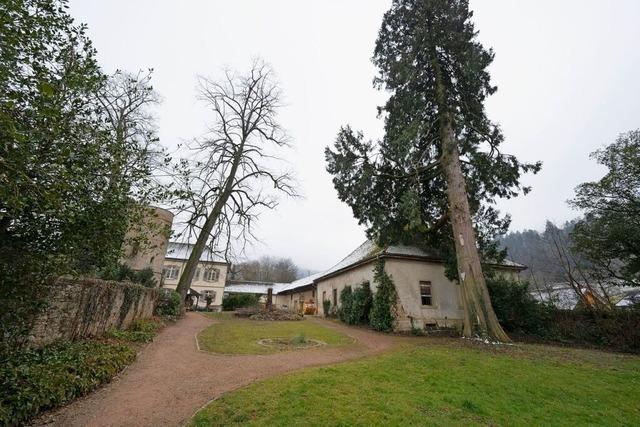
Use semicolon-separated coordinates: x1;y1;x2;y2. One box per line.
440;121;510;342
266;287;273;310
175;144;244;301
432;55;509;342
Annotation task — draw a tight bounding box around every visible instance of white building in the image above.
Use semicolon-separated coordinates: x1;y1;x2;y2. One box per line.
161;242;230;311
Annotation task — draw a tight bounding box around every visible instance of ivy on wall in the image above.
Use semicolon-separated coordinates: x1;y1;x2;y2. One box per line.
370;259;398;332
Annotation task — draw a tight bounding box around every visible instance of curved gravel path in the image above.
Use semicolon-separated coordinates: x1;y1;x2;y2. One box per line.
38;312;401;427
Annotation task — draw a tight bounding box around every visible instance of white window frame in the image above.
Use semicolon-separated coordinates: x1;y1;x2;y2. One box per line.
163;265;180;280
203;267;220;282
420;281;433;306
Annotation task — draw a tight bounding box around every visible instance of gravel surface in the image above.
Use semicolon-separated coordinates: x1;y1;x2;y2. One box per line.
35;313;401;427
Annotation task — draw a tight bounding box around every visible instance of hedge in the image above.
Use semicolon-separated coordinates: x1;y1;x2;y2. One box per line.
0;341;135;425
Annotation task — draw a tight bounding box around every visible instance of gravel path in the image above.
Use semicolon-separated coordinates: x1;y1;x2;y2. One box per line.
38;312;401;427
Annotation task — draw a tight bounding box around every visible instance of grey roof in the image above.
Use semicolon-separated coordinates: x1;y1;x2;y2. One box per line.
224;281;277;295
222;240;525;296
317;240;525;281
275;271;325;294
165;242;227;264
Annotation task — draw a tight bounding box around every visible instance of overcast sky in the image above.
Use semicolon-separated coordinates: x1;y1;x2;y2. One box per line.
70;0;640;271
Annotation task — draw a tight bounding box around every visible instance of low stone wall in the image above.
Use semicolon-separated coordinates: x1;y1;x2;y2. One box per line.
29;278;158;347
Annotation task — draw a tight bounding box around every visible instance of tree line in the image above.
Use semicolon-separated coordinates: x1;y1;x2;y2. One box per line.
500;131;640;308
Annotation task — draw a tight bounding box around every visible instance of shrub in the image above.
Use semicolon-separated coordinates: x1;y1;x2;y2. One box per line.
547;309;640;354
486;276;553;335
222;294;260;311
349;282;373;325
370;260;397;332
106;318;163;343
0;340;136;425
338;286;353;323
98;263;158;288
156;289;181;317
322;299;332;317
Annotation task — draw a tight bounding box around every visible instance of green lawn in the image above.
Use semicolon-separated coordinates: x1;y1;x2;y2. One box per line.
197;313;353;355
191;341;640;426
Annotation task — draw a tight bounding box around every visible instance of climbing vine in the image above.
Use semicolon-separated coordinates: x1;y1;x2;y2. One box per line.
370;259;398;332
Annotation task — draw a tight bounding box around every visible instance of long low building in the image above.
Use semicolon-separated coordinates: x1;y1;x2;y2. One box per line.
225;240;525;332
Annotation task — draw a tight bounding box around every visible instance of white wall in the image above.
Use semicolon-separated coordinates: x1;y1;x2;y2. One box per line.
162;260;228;308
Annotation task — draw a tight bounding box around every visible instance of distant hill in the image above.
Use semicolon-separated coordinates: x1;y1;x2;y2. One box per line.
498;220;588;288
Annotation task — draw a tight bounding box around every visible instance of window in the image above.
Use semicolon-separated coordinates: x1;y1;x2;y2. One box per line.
194;268;201;281
203;268;220;282
163;265;180;280
420;281;432;306
332;289;337;306
322;291;326;301
290;294;293;301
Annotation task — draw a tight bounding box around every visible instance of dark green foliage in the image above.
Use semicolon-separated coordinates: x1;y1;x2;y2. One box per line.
156;289;181;317
370;260;397;332
339;282;374;326
547;310;640;354
322;299;332;317
485;276;553;335
222;294;260;311
106;318;163;343
0;0;167;351
325;0;540;280
0;340;136;425
338;286;353;323
486;277;640;353
99;263;158;288
350;282;373;325
570;130;640;287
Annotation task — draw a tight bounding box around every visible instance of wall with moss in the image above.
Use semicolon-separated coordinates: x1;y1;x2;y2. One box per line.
28;278;158;346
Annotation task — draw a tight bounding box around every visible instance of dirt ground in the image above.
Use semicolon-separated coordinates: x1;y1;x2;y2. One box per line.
35;312;401;427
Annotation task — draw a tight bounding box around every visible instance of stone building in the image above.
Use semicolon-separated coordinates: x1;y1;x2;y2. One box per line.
121;206;174;284
161;242;230;311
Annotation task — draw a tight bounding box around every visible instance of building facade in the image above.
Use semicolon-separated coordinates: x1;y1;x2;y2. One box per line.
161;242;230;311
121;206;174;285
270;240;524;332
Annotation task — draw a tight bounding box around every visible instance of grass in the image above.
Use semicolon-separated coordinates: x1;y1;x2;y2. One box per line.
198;312;353;355
191;340;640;426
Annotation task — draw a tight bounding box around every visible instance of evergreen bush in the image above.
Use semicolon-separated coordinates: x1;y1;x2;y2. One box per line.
322;299;332;317
370;260;397;332
156;289;181;317
349;282;373;325
0;341;135;425
98;263;158;288
485;276;553;335
338;286;353;323
222;294;260;311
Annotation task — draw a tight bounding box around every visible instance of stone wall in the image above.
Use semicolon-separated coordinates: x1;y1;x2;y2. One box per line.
29;278;158;347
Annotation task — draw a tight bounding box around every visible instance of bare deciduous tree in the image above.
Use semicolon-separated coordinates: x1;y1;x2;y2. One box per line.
174;60;296;300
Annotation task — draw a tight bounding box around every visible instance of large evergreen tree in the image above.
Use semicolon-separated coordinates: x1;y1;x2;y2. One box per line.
326;0;540;340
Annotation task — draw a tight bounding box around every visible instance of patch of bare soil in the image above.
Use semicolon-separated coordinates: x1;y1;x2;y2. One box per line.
34;313;401;427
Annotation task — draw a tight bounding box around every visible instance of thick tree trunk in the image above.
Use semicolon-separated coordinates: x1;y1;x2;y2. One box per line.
175;144;244;301
440;121;510;342
432;54;509;342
